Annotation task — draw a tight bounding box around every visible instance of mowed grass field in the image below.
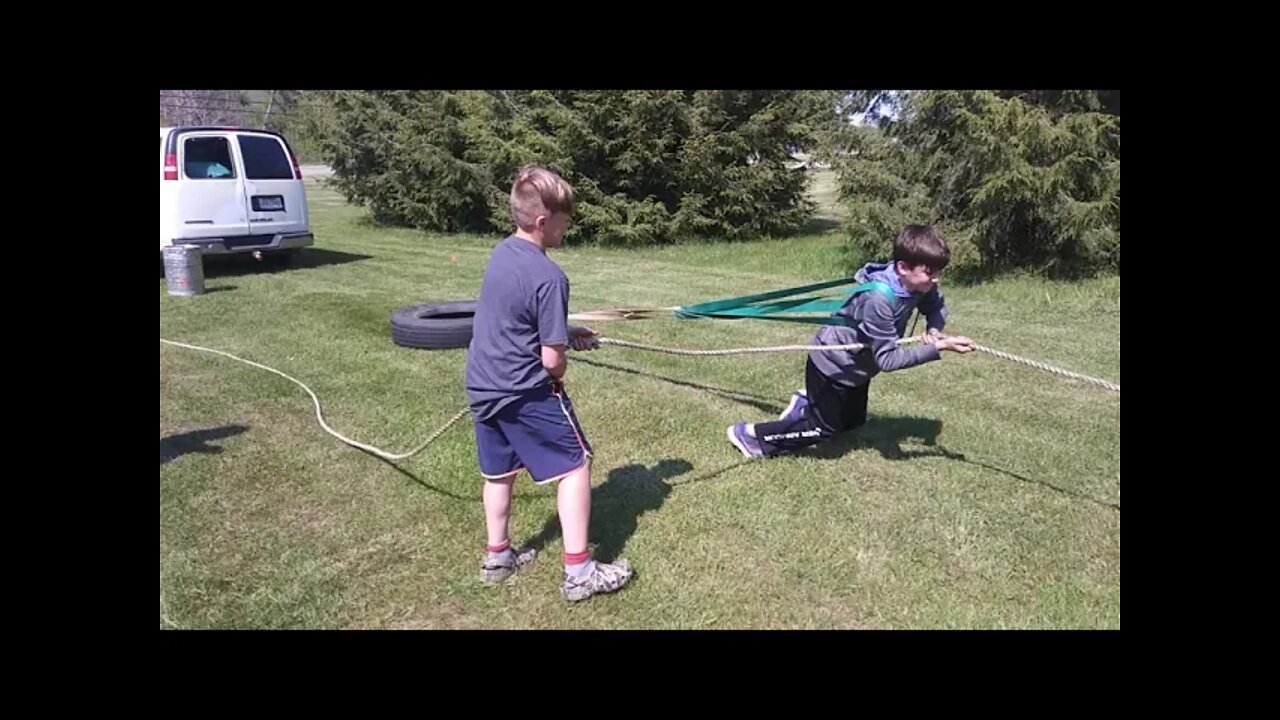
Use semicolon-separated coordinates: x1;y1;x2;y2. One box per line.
159;172;1120;629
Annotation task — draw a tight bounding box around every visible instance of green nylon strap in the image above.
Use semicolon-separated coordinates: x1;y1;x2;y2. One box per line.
674;276;862;315
675;279;897;326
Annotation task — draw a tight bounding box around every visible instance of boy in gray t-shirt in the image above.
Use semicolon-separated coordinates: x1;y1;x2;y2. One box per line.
464;165;633;602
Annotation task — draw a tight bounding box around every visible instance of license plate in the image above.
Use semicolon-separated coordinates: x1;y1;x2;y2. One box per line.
252;195;285;212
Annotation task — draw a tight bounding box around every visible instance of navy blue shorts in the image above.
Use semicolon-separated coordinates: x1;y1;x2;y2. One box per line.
475;385;593;484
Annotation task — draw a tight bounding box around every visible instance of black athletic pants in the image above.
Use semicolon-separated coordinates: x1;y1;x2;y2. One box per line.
754;358;869;457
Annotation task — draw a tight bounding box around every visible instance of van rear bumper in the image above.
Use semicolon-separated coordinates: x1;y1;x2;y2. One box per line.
169;232;314;255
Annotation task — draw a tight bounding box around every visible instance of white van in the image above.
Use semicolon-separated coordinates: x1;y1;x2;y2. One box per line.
159;127;314;262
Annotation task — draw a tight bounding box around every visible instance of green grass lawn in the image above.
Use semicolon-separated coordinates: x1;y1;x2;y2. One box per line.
159;175;1120;629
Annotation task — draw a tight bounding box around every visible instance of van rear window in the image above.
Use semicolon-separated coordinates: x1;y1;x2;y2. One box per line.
184;137;236;180
238;135;294;180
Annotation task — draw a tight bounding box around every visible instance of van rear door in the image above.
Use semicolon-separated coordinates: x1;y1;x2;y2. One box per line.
174;131;250;240
236;132;307;238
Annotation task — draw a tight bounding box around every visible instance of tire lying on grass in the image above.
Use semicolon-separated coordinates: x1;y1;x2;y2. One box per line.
390;301;476;350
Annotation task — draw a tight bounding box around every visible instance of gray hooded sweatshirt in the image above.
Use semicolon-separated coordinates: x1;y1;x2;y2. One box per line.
808;260;949;388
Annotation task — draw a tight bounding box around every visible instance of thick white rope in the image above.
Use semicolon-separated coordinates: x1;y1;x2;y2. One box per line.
970;343;1120;392
159;339;469;461
160;332;1116;463
597;337;1120;392
596;336;920;356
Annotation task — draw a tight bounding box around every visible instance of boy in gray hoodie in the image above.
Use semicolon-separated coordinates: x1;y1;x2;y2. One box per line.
727;225;974;459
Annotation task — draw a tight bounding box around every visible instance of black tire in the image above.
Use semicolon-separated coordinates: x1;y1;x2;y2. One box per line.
391;300;476;350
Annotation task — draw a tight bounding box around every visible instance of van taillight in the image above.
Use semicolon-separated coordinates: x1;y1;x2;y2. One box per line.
164;152;179;181
291;154;303;180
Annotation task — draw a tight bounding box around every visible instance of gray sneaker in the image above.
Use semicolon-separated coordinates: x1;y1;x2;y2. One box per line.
726;422;765;459
778;389;808;422
479;546;538;583
561;559;634;602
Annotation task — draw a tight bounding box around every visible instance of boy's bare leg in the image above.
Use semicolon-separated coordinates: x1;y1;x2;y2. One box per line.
554;460;633;601
484;475;517;547
479;475;535;583
556;461;592;554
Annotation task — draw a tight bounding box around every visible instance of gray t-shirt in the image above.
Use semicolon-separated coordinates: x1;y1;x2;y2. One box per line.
465;236;570;422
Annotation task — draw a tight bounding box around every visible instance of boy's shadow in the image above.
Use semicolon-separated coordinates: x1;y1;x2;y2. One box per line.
809;415;945;460
160;425;249;465
809;416;1118;511
526;459;693;563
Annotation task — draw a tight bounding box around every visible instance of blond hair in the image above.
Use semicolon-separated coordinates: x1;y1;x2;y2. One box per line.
510;164;575;231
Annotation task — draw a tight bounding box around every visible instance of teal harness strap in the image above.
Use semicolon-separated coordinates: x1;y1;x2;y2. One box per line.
673;276;862;316
675;279;898;326
850;281;897;309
